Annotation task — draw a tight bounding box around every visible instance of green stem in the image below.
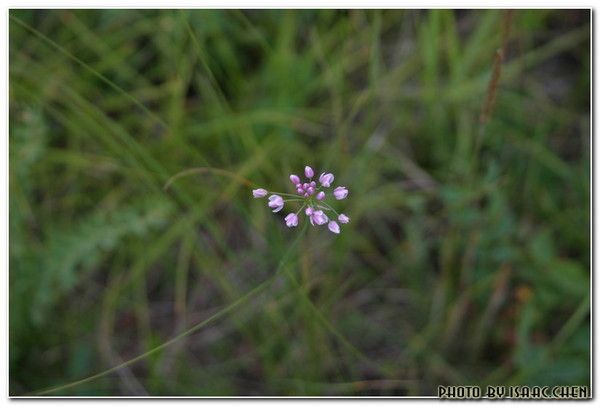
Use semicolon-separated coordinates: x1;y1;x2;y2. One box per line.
295;203;307;216
271;191;302;198
316;201;341;217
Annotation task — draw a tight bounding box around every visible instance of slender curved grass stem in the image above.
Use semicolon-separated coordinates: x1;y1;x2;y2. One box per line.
280;263;396;378
9;14;169;132
30;224;308;396
163;167;254;190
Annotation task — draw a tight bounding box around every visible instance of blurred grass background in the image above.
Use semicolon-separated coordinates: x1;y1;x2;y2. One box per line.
9;9;590;396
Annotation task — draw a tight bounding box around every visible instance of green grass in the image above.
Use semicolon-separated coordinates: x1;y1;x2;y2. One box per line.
9;9;590;396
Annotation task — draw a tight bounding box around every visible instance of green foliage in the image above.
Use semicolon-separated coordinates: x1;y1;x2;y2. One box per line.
9;9;590;396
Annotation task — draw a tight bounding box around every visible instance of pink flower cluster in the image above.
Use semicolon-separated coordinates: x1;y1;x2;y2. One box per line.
252;165;350;234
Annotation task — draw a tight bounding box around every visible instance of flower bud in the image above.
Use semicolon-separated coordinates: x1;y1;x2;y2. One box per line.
333;186;348;200
311;210;329;225
285;213;299;227
319;172;334;187
252;188;268;198
267;195;284;212
328;220;340;234
305;166;314;178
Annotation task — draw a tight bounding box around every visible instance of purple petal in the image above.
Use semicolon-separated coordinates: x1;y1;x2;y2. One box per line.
312;210;328;225
252;188;268;198
285;213;298;227
328;221;340;234
268;195;284;212
319;172;334;187
338;214;350;224
333;186;348;200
